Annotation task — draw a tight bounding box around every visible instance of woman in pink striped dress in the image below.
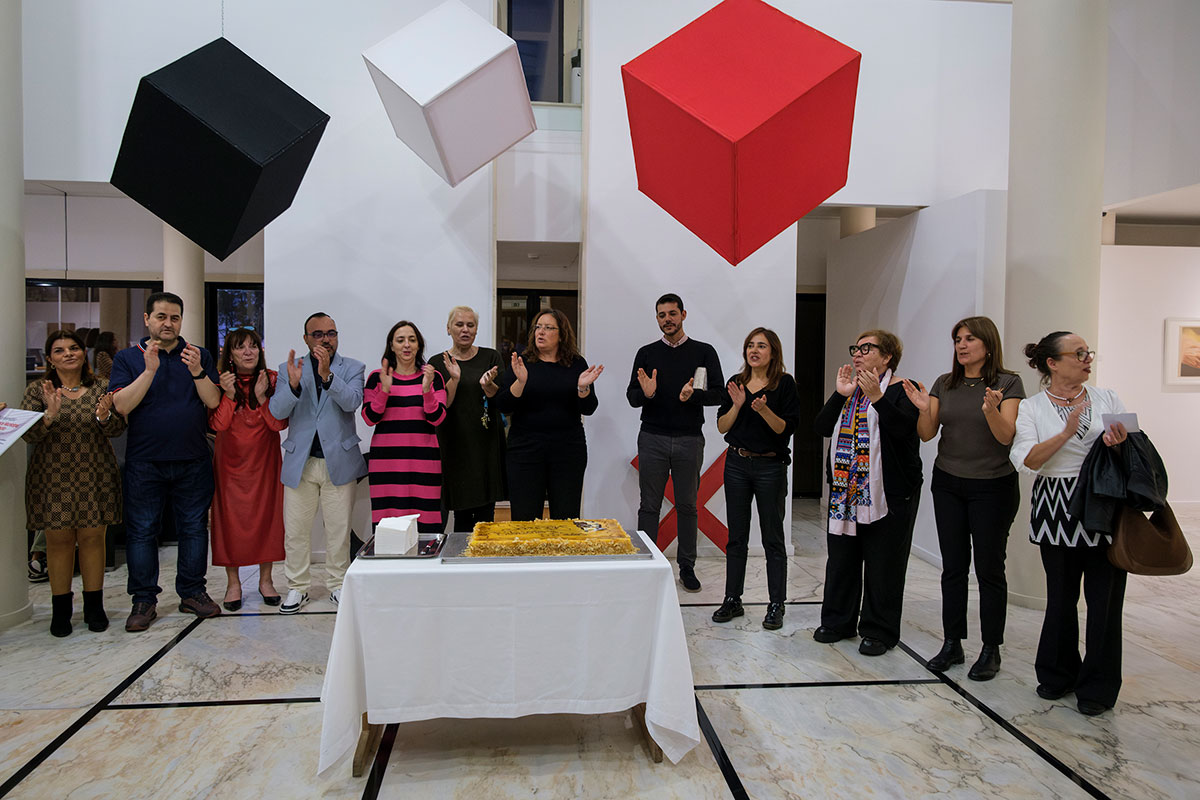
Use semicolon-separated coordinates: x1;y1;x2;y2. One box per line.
363;321;448;532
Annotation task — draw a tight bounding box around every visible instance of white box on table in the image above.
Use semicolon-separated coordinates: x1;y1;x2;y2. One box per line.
374;514;421;554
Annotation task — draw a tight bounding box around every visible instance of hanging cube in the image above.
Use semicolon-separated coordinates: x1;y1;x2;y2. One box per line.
363;0;536;188
111;38;329;261
622;0;861;265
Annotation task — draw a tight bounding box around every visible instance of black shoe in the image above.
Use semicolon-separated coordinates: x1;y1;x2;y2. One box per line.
50;592;73;638
711;597;743;623
679;567;701;593
1077;699;1109;716
762;602;785;630
859;637;889;656
1036;684;1072;700
926;639;965;672
82;589;109;632
813;626;852;644
259;589;282;606
968;645;1002;681
223;598;243;613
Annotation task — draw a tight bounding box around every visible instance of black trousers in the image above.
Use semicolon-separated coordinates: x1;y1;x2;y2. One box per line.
931;468;1019;644
1036;543;1127;707
722;453;788;603
506;435;587;521
821;492;919;646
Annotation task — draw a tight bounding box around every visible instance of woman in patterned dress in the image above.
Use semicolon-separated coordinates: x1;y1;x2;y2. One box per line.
1011;331;1129;717
22;329;125;637
363;321;448;533
210;328;287;612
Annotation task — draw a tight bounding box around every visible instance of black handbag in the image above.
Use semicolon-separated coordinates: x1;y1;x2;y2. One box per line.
1108;502;1192;576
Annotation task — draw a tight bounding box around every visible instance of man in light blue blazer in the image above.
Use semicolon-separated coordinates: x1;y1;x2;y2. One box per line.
269;312;367;613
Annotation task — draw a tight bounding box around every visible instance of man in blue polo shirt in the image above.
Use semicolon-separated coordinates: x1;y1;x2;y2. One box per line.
110;291;222;631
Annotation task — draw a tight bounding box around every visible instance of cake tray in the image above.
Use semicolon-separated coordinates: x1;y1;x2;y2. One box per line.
357;533;446;559
440;533;655;563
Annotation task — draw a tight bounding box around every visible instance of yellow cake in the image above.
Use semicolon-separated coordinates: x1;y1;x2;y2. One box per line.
464;518;638;557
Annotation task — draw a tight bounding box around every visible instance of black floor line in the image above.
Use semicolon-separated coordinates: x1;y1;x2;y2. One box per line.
695;696;749;800
679;600;822;608
894;641;1113;800
0;617;205;799
360;723;400;800
695;678;941;691
210;610;339;618
105;697;320;710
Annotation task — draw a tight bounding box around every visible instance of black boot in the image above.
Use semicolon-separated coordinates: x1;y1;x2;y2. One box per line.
83;589;109;632
711;596;744;623
968;644;1002;681
51;592;74;638
926;638;964;672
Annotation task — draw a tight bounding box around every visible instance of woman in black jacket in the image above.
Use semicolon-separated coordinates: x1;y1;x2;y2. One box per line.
813;329;922;656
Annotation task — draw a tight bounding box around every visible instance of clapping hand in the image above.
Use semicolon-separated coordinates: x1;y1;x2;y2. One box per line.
181;343;204;378
96;392;114;422
901;379;930;412
577;363;604;393
312;345;332;382
479;365;499;388
254;369;270;404
379;360;395;393
286;349;303;389
679;377;695;402
41;380;62;423
218;371;237;399
835;364;855;396
510;352;529;385
982;387;1003;415
143;341;161;375
421;363;437;393
727;379;746;408
856;367;883;402
637;368;658;398
750;395;769;414
443;352;462;382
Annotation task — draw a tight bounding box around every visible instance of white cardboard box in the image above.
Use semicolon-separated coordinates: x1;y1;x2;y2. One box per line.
374;514;421;555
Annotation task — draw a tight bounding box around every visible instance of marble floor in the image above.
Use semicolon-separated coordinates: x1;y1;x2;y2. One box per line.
1;501;1198;799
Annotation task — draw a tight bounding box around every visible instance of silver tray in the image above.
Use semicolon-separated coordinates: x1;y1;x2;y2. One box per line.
441;532;655;564
357;533;446;559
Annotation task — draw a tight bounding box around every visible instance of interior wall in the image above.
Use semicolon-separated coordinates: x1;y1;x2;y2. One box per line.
825;189;1009;563
495;127;582;242
1098;245;1200;504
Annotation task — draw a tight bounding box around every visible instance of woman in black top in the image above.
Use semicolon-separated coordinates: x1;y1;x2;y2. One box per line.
494;309;603;520
813;329;921;656
711;328;800;631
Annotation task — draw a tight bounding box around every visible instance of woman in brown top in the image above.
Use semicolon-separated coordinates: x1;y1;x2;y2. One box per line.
22;329;125;637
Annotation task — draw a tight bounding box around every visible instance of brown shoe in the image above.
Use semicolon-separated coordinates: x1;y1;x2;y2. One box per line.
179;592;221;619
125;601;158;632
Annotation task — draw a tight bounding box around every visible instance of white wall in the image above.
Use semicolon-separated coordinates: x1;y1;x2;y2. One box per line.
1105;0;1200;207
1098;245;1200;504
495;128;582;242
825;190;1009;563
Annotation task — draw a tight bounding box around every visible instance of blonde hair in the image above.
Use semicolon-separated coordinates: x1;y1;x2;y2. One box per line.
446;305;478;328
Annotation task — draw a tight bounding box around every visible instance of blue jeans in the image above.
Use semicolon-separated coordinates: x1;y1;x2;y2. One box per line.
723;451;788;602
124;458;214;604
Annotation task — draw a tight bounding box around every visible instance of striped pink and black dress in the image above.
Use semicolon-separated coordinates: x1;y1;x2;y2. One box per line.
362;368;448;529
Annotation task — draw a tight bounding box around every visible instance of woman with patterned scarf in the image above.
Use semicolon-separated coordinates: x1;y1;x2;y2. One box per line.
813;330;922;656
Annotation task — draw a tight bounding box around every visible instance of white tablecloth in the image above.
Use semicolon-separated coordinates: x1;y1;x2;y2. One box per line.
317;532;701;773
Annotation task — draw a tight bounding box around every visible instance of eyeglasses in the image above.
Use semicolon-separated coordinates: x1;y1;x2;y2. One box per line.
1057;349;1095;362
848;343;881;356
230;325;256;332
306;329;338;339
534;324;559;332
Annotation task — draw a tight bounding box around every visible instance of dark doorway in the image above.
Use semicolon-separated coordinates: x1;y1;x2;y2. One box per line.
792;293;826;497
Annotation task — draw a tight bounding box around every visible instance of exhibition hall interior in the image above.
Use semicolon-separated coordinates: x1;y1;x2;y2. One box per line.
2;1;1199;798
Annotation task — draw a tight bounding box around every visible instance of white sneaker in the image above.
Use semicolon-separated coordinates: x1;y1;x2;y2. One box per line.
329;589;341;606
279;590;309;615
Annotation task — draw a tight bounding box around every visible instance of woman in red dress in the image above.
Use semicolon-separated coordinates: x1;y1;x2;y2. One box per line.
210;328;288;611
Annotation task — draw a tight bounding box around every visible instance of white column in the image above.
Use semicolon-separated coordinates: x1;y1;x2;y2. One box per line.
839;206;876;239
163;224;205;344
1004;0;1108;608
0;1;32;629
1100;211;1116;245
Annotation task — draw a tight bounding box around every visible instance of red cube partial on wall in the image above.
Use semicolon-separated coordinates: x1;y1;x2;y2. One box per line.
621;0;860;266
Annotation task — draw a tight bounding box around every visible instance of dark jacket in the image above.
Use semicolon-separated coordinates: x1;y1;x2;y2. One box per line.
1068;431;1168;535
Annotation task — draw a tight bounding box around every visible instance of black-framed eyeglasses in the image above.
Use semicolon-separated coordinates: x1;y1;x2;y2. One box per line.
306;329;338;339
1057;349;1095;362
848;343;881;356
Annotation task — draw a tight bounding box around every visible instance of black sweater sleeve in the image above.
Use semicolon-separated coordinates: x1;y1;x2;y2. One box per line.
814;390;848;437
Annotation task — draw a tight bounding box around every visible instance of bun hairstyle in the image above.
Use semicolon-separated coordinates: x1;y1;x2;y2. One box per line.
1023;331;1073;384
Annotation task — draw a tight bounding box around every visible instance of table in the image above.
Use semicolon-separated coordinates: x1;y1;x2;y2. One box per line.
317;532;701;774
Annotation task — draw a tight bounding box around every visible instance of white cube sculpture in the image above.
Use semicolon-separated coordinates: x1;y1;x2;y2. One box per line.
363;0;536;187
374;514;421;555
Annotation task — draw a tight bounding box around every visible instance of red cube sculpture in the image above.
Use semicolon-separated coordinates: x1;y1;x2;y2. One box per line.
622;0;860;265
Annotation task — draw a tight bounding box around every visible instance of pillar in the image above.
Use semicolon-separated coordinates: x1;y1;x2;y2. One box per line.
839;206;876;239
98;287;129;344
1100;211;1116;245
163;223;205;344
1004;0;1108;608
0;1;32;629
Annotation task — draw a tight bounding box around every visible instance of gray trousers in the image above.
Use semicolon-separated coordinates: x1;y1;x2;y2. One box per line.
637;431;704;569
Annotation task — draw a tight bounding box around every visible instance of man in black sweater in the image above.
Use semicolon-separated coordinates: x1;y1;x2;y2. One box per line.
627;294;724;591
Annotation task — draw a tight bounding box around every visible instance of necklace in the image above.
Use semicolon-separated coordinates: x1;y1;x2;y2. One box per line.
61;385;83;393
962;376;982;388
1045;386;1084;402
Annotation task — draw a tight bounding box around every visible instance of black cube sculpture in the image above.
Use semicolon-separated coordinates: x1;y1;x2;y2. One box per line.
111;38;329;260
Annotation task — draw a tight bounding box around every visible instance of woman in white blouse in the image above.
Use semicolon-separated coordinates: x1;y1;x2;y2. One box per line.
1010;331;1128;717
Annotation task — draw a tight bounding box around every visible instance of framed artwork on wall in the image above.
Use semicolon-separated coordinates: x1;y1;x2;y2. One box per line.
1164;318;1200;386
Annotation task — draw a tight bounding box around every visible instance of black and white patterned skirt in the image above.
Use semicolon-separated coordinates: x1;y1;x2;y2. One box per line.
1030;475;1111;547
